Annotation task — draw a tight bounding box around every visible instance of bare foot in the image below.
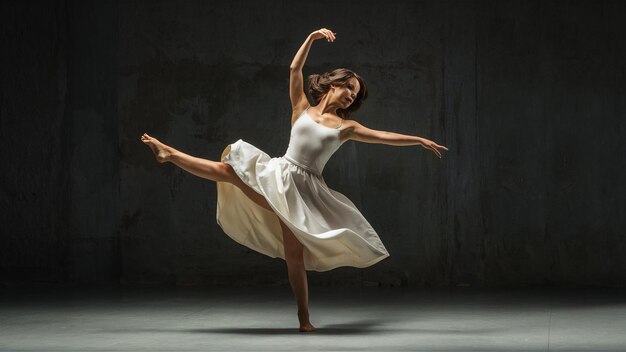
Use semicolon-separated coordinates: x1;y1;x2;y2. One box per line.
298;311;316;332
299;322;316;333
140;133;171;163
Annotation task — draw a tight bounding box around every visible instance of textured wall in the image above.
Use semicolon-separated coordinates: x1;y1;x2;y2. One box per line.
2;0;625;287
1;1;68;283
1;0;121;284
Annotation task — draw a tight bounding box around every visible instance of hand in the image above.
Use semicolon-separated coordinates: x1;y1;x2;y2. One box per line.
420;138;449;159
310;28;336;42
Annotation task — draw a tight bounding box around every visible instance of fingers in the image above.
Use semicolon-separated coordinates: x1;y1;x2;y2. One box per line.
324;30;335;42
435;145;447;158
141;133;154;142
318;28;336;42
430;146;442;159
424;142;447;159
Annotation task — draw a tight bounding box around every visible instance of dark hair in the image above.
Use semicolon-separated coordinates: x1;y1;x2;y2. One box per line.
307;68;368;119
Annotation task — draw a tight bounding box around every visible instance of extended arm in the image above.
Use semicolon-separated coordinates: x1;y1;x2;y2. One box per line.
347;120;449;158
289;29;336;113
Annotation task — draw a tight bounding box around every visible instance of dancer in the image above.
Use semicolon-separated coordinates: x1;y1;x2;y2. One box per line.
141;28;448;332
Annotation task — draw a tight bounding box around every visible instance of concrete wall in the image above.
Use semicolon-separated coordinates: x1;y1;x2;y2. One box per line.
2;0;625;287
1;0;121;284
1;1;69;283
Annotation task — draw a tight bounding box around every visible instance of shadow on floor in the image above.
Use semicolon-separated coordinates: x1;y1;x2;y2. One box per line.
184;320;500;336
186;320;382;335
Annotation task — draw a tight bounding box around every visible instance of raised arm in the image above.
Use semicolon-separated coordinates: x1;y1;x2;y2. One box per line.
346;120;449;159
289;29;336;117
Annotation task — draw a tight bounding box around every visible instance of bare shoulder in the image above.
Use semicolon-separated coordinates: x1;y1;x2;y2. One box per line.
341;118;387;144
341;118;364;134
291;102;310;126
341;118;358;130
339;118;360;142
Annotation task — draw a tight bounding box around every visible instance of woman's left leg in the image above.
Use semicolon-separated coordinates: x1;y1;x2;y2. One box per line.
281;220;315;332
142;133;314;331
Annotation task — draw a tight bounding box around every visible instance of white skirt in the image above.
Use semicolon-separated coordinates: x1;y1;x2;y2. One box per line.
216;139;389;271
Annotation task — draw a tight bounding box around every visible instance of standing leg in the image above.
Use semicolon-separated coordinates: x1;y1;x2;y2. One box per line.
142;133;313;331
281;220;315;332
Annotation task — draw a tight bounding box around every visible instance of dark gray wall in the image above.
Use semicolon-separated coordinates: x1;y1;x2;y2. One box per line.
2;0;625;287
1;1;68;283
1;0;120;284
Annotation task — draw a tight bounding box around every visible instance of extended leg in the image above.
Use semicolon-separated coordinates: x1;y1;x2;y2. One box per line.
140;133;232;181
140;133;273;211
281;220;315;332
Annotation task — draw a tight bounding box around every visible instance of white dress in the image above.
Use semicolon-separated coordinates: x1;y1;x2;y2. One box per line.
216;108;389;271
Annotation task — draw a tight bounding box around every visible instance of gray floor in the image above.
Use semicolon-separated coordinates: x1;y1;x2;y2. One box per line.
1;285;625;351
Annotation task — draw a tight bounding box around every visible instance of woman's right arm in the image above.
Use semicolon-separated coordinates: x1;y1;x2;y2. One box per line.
289;29;336;116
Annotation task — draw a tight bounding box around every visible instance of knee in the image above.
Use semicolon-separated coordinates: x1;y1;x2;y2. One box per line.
219;162;238;183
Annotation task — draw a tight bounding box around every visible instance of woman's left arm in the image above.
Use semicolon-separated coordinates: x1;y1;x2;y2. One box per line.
346;120;449;158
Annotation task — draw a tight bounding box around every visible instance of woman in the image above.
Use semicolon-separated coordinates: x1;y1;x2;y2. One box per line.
141;28;448;332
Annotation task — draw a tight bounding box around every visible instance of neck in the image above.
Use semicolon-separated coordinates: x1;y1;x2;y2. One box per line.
315;95;341;116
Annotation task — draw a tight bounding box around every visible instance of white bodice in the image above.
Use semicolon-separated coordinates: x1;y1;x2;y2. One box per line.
283;109;346;175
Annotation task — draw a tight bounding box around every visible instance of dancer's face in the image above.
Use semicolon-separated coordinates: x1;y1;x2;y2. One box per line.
330;77;360;109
